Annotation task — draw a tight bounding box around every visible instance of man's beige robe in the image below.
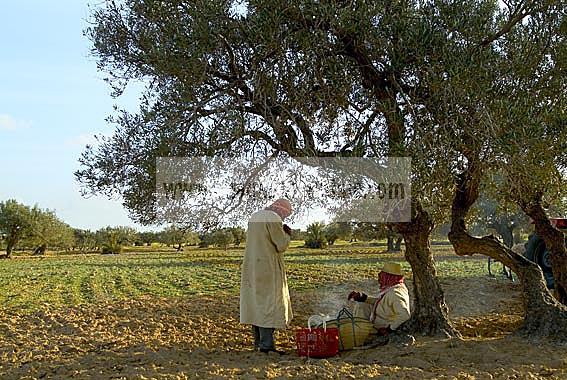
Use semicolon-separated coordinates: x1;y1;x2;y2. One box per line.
240;209;292;329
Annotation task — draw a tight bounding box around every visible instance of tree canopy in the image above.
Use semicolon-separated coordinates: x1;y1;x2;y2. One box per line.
0;200;75;257
78;0;463;225
78;0;567;338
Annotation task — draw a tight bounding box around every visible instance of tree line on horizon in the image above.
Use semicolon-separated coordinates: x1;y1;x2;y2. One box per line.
1;196;547;257
0;199;249;257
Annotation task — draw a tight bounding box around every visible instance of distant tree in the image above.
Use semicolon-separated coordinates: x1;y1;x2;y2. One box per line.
138;231;157;246
305;222;327;249
379;225;403;252
97;226;137;254
334;222;354;242
228;227;246;246
160;225;197;251
25;208;75;255
385;231;403;252
94;229;106;251
469;190;529;248
324;223;340;246
73;229;97;251
351;223;381;242
187;231;200;246
349;223;402;251
198;233;212;248
210;229;234;250
0;201;79;256
0;200;33;258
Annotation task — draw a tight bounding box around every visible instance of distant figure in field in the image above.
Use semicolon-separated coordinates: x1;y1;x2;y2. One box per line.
348;262;411;336
240;199;293;354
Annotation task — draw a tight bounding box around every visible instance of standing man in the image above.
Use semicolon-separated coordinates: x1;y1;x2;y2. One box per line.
240;199;293;354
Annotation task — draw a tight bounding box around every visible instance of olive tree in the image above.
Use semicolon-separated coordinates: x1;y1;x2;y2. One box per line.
25;208;75;254
323;223;340;246
501;21;566;297
411;0;567;338
81;0;567;337
0;200;33;258
73;229;98;251
160;224;198;251
0;201;76;256
210;228;235;250
79;0;469;337
227;227;246;246
469;190;529;247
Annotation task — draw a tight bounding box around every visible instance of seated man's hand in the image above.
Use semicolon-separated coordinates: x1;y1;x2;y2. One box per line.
377;326;393;336
283;224;292;235
348;291;368;302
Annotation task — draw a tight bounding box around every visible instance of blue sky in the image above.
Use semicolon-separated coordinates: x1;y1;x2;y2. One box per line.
0;1;149;231
0;1;327;231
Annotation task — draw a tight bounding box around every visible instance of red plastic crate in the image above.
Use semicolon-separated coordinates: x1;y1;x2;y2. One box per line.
296;327;339;358
551;218;567;229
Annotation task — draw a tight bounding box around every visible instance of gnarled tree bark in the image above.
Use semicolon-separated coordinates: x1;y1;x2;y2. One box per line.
449;160;567;341
519;200;567;305
397;202;460;338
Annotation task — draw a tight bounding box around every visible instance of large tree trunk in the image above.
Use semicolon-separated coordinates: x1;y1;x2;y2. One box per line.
386;235;395;252
381;95;456;336
33;244;47;256
5;239;15;258
397;203;459;337
520;201;567;305
395;237;403;251
449;160;567;341
493;222;514;248
386;231;402;252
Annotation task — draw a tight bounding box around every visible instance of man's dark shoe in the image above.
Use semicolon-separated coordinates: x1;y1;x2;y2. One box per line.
259;348;287;355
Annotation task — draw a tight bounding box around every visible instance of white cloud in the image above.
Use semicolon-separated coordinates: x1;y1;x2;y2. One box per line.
65;132;111;147
65;133;98;147
0;114;31;131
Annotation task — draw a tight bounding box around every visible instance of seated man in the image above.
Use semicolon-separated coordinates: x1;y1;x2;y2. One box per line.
348;262;411;336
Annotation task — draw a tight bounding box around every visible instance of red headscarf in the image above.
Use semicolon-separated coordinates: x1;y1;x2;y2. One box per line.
370;271;405;323
379;271;405;292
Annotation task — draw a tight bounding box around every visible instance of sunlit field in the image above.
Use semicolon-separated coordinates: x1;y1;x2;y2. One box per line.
1;244;565;379
0;244;482;312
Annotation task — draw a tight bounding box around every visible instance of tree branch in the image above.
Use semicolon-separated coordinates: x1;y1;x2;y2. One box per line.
480;1;544;47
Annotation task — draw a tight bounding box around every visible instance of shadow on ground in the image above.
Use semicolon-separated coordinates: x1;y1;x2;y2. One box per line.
0;275;563;379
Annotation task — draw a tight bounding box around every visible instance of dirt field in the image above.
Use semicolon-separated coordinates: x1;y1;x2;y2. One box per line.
1;271;565;379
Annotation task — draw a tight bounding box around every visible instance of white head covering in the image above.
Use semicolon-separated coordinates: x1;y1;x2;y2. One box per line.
267;198;292;219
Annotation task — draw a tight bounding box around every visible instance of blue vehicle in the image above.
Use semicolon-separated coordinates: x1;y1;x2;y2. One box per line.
524;218;567;289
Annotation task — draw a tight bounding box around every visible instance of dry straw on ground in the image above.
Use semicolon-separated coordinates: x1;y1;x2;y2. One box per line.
0;275;565;379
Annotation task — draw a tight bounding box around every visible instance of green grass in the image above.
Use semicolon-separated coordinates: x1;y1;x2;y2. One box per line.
0;246;486;312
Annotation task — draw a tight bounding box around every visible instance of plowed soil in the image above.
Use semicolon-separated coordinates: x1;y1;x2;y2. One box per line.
1;275;566;379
